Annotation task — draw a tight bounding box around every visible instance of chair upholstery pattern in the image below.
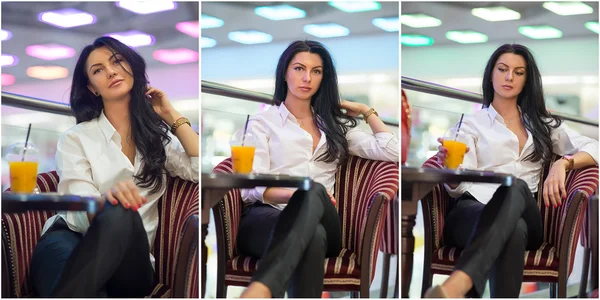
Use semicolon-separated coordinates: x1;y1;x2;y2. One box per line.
2;171;199;298
211;155;399;293
380;195;399;255
420;155;599;285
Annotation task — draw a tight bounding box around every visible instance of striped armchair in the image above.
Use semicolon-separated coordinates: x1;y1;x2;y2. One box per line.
420;155;599;298
1;171;199;298
211;155;399;298
378;195;399;298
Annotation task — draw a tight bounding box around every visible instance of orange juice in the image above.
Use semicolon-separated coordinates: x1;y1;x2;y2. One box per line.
443;140;467;169
231;146;255;174
9;161;38;193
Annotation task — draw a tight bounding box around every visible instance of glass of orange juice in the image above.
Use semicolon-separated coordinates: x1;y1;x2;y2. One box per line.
6;142;39;193
230;131;256;174
443;128;468;169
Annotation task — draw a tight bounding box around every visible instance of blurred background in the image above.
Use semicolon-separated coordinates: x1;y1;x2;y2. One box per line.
201;1;399;298
1;1;199;191
401;1;599;298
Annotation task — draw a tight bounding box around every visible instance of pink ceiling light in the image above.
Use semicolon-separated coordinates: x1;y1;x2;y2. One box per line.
106;30;155;48
26;44;76;60
153;48;198;65
2;74;15;86
1;54;18;67
26;66;69;80
176;21;199;38
116;1;177;15
38;8;96;28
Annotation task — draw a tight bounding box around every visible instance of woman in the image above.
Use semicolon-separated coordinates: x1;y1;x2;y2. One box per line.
29;36;199;297
426;44;598;298
237;40;398;298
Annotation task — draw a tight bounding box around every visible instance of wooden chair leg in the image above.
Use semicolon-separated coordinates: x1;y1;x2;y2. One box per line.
550;282;558;298
559;274;567;298
380;253;391;297
579;249;591;298
360;278;370;298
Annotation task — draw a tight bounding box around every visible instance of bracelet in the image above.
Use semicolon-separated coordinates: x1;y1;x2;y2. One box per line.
362;108;378;124
171;117;191;134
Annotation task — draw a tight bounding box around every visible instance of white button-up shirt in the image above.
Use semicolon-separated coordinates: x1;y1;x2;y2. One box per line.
446;104;598;205
241;103;399;210
41;110;199;267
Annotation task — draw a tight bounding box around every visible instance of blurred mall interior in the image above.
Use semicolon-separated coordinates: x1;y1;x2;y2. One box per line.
201;1;399;298
1;1;199;191
402;1;599;298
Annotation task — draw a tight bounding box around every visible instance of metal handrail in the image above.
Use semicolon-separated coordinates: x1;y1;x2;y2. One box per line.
2;92;72;116
402;76;599;127
201;80;400;127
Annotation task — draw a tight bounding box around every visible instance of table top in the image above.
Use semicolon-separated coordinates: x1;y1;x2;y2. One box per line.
2;193;101;213
402;167;515;186
202;173;312;190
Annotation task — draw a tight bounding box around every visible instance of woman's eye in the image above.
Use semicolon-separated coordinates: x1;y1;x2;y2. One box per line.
93;68;101;74
294;66;303;71
314;69;322;74
498;68;506;72
516;72;524;76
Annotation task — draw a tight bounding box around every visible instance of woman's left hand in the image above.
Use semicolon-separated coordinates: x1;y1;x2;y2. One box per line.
542;160;568;208
146;86;180;124
340;100;369;117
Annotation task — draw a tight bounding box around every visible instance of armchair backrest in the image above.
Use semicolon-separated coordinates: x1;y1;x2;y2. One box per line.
211;158;243;259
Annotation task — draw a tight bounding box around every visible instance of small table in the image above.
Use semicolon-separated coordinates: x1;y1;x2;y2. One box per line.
201;173;313;297
2;193;101;213
401;167;515;298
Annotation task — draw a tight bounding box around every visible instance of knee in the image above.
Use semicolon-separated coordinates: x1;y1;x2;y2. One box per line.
95;203;144;234
306;225;327;255
513;178;530;193
506;219;528;249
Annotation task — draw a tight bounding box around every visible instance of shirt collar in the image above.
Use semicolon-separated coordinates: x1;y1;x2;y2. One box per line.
486;103;524;127
278;103;292;126
98;110;117;143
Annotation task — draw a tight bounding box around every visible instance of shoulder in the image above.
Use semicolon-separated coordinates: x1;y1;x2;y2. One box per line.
58;118;100;144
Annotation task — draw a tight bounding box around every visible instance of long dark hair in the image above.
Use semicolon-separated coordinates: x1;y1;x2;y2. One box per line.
70;36;170;194
274;40;357;163
482;44;561;168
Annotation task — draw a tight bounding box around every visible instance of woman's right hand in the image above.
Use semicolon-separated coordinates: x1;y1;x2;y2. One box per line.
105;180;147;212
435;137;470;167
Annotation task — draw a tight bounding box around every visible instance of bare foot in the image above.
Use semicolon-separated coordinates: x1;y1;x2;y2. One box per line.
441;270;473;297
240;281;272;298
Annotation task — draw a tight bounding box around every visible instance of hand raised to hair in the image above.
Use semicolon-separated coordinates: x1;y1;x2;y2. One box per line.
146;86;181;124
340;100;369;117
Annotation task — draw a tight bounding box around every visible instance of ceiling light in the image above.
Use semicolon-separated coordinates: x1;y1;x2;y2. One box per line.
304;23;350;38
1;29;12;41
201;14;224;29
373;17;399;32
255;4;306;20
2;74;15;86
106;30;155;48
202;37;217;48
518;25;562;39
1;54;18;67
153;48;199;65
38;8;96;28
585;21;599;34
176;21;199;38
400;13;441;28
446;30;488;44
472;6;521;22
328;1;381;13
543;2;593;16
115;1;176;15
26;44;76;60
26;66;69;80
401;34;434;46
228;30;273;44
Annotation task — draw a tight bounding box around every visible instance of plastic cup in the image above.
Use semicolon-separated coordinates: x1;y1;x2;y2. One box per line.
230;131;256;174
443;128;467;169
6;142;39;193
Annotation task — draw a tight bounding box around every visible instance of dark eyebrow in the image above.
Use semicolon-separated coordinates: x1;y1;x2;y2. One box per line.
292;62;323;69
496;62;525;70
88;53;120;72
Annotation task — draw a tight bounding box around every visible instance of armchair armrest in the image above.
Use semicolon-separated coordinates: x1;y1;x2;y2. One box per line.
335;156;399;284
421;155;453;250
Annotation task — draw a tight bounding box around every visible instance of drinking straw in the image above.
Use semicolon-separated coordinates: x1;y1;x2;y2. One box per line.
22;123;32;162
241;115;250;146
455;113;464;140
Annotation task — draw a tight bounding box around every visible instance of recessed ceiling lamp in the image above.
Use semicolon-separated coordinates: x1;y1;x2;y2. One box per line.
472;6;521;21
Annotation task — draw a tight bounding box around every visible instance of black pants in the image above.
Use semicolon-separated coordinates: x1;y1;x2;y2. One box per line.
444;179;543;298
30;202;155;297
237;183;341;298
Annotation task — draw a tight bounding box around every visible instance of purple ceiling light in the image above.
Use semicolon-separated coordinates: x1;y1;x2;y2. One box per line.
26;44;76;60
116;1;177;15
38;8;96;28
106;30;155;48
152;48;198;65
1;54;18;67
1;29;12;41
176;21;199;38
